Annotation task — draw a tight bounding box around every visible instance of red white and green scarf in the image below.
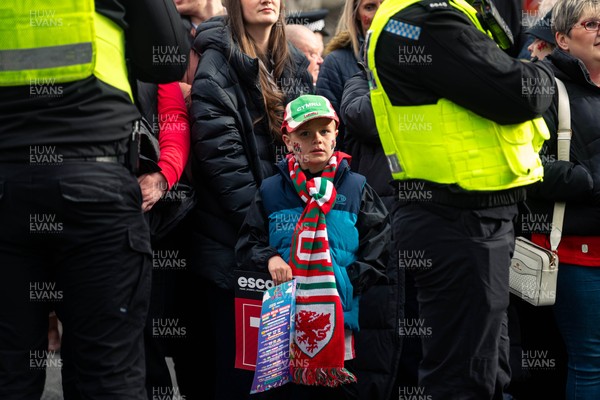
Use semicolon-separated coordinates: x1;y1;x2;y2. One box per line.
287;151;356;387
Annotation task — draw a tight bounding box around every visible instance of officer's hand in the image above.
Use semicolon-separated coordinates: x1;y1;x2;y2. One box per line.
138;172;168;212
267;255;293;286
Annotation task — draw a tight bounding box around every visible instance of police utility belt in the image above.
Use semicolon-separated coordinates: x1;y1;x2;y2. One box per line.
59;123;140;174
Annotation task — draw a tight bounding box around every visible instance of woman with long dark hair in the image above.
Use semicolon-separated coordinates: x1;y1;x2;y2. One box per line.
186;0;313;397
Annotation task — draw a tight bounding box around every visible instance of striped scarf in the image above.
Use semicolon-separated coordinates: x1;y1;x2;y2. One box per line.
287;152;356;387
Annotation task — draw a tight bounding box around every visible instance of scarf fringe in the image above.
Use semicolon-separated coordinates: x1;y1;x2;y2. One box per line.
291;366;357;387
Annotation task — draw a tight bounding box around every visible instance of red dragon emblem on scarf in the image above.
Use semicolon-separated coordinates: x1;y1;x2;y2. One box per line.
295;309;333;355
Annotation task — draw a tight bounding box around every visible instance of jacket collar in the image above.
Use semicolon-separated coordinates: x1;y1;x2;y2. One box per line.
547;48;599;88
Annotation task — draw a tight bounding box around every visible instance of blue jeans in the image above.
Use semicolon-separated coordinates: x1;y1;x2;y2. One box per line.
554;263;600;400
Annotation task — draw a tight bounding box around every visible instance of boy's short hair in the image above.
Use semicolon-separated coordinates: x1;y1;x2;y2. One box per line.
281;94;339;134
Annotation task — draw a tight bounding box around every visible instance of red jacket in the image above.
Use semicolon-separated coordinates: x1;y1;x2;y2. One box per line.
157;82;190;188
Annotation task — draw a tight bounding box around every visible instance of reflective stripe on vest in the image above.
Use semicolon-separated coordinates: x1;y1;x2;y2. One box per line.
0;1;132;101
366;0;549;191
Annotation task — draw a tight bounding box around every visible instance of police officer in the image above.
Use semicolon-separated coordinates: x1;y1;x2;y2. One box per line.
365;0;554;398
0;1;189;399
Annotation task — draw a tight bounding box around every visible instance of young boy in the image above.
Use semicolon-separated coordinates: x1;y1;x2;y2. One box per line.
235;94;390;397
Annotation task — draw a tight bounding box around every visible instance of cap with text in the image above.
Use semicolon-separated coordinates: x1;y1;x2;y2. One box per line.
281;94;339;134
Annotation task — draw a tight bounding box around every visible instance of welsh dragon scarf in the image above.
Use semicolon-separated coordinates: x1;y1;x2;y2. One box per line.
287;151;356;387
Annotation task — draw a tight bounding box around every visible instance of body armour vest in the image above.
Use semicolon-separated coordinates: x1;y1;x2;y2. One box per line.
365;0;549;191
0;0;132;100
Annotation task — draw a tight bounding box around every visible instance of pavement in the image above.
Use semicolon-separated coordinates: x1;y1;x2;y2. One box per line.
41;353;62;400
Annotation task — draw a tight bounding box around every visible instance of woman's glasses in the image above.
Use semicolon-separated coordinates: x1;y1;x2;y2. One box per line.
570;19;600;33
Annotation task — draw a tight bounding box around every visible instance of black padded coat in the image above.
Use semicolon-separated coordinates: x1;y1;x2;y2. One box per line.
187;16;314;290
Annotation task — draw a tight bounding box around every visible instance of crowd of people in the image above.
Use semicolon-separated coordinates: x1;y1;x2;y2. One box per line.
1;0;599;399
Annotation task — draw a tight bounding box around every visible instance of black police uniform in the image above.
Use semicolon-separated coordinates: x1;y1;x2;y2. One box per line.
0;1;189;399
371;1;554;399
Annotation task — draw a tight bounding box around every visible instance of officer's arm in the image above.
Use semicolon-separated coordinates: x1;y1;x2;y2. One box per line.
125;0;191;83
419;7;554;124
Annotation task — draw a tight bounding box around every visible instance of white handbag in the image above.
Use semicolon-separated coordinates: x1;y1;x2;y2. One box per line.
510;236;558;306
509;78;569;306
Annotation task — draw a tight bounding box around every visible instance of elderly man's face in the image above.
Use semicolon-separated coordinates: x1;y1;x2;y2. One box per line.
294;31;324;84
306;36;324;84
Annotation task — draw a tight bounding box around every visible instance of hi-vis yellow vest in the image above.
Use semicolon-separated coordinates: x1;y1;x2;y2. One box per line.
0;0;132;101
365;0;549;191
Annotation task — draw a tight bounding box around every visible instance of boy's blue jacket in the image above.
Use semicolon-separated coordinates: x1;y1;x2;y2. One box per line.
236;157;390;331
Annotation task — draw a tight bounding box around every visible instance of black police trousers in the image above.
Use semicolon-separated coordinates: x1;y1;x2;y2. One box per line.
393;201;516;400
0;162;152;400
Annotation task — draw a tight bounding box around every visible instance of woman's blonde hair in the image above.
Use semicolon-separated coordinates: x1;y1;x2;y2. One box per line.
326;0;362;58
224;0;290;140
552;0;600;35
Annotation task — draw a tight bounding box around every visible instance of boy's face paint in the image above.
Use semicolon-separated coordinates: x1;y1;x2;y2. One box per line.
283;118;338;173
527;38;553;60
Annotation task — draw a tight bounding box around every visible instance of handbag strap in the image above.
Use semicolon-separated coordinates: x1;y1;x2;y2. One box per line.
550;78;570;252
